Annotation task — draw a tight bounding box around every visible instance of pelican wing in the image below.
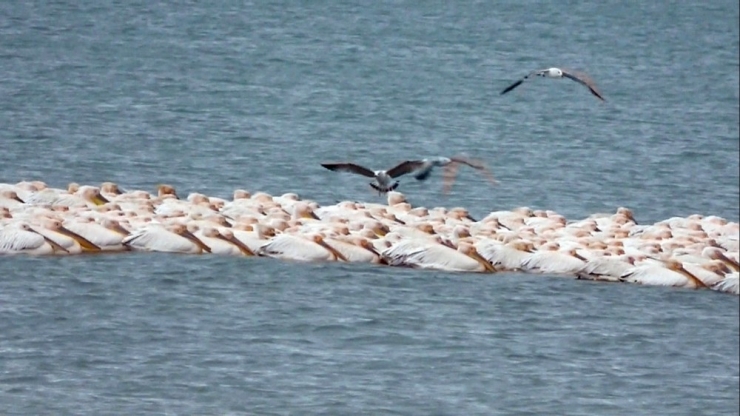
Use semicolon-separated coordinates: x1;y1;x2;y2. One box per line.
562;70;605;101
386;160;427;178
321;163;376;178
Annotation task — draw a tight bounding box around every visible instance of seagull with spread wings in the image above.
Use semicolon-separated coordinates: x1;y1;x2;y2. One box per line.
500;67;605;101
320;160;427;195
410;156;499;194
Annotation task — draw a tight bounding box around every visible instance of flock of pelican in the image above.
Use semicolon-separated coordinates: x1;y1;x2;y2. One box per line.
0;180;737;295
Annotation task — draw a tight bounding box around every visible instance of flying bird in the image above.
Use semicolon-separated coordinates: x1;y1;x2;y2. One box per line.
410;156;499;194
321;160;426;195
500;67;605;101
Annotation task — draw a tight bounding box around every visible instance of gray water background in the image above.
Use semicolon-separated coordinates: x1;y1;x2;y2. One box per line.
1;1;738;415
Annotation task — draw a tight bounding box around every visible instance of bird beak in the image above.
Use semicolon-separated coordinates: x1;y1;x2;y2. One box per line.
316;239;348;262
467;249;496;273
13;195;25;204
29;229;69;254
92;193;109;206
216;232;255;256
110;222;131;237
56;226;102;252
676;265;708;289
714;251;740;272
573;251;588;262
180;230;212;253
302;212;320;220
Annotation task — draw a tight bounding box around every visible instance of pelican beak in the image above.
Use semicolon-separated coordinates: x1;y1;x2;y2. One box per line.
573;251;589;262
30;229;69;254
467;249;496;273
216;233;255;256
715;251;740;272
302;212;321;220
180;230;212;253
110;222;131;237
316;239;348;262
113;188;123;195
676;265;708;289
92;193;109;206
57;226;101;252
13;195;25;204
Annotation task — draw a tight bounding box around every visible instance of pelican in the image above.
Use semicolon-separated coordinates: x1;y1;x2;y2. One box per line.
320;160;427;195
620;259;708;289
188;224;255;256
474;240;535;271
257;233;348;262
0;222;67;255
30;217;102;254
61;217;129;252
122;223;211;254
381;238;495;272
0;190;25;209
500;67;605;101
712;272;739;295
409;156;499;194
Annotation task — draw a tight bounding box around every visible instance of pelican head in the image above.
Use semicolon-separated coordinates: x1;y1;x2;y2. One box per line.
78;186;109;206
101;182;124;195
309;234;348;262
457;242;496;272
664;259;707;289
171;223;211;253
157;184;179;199
233;189;251;200
1;190;24;203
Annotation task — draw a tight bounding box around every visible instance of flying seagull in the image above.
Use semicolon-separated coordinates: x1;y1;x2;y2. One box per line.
321;160;427;195
410;156;499;194
500;67;605;101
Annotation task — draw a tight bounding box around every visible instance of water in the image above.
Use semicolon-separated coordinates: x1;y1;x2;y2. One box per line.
1;0;739;414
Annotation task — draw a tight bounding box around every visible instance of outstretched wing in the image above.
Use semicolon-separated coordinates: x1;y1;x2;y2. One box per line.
413;166;434;181
562;70;605;101
386;160;427;178
449;156;499;185
500;69;546;95
321;163;376;178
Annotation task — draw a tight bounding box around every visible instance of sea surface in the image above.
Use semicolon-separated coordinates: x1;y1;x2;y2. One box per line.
1;0;739;415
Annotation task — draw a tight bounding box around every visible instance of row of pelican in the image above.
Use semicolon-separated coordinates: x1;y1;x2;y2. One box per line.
0;181;737;295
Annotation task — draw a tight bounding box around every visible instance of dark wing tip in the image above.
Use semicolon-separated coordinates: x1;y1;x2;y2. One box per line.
500;79;524;95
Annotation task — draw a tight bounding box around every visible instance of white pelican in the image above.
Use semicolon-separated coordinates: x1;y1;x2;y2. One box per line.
257;233;348;262
381;238;495;272
30;218;102;254
122;223;211;254
500;67;605;101
712;272;739;295
0;190;25;208
576;255;639;282
620;259;708;289
25;186;109;207
0;222;67;255
474;240;535;271
320;160;427;195
322;235;386;264
519;245;588;276
61;217;129;252
188;224;255;256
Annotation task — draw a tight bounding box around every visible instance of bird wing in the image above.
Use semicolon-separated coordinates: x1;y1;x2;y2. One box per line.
320;163;376;178
386;160;427;178
561;70;605;101
413;166;434;181
449;156;499;185
441;163;460;194
500;69;547;95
